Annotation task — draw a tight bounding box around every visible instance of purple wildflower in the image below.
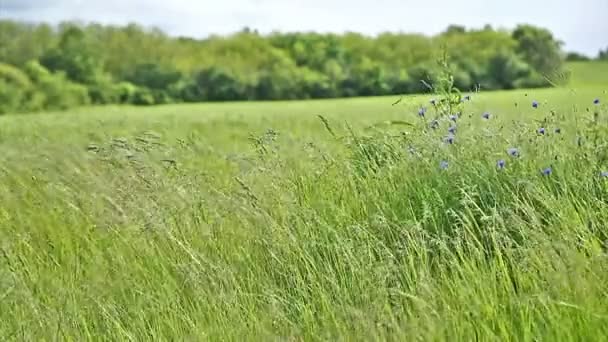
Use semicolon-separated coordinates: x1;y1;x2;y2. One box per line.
444;134;455;144
532;100;539;108
448;125;457;134
538;127;546;135
507;148;520;157
440;160;449;170
418;107;427;117
593;98;600;105
601;171;608;178
541;167;552;176
430;119;439;129
497;159;506;170
482;112;490;119
449;114;458;122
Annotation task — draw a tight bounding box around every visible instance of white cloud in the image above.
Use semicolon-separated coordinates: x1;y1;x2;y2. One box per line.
1;0;606;55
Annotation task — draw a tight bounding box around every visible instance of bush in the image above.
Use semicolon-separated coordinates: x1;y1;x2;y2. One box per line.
89;80;141;104
566;52;591;62
0;63;33;113
115;82;138;103
181;67;247;102
513;73;550;89
22;60;90;110
485;51;532;89
88;80;120;104
131;88;155;105
125;63;182;90
0;79;25;114
37;76;90;110
406;63;438;93
38;26;103;85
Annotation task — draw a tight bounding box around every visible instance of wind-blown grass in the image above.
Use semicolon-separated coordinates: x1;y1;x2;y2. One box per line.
0;85;607;340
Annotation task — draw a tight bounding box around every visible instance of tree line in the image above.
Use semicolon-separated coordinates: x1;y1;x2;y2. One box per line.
0;20;583;113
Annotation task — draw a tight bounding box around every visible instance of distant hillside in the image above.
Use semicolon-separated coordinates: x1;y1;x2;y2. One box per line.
565;61;608;87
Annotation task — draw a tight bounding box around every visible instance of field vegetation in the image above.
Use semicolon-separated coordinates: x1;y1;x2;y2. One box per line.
1;54;608;338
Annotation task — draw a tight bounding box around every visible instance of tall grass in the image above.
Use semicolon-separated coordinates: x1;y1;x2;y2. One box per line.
1;66;607;340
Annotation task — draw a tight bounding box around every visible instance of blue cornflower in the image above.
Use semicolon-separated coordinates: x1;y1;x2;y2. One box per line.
593;98;600;105
541;167;552;176
554;127;561;134
507;148;520;157
448;125;457;134
497;159;506;170
482;112;490;119
601;171;608;178
538;127;546;135
418;107;427;117
440;160;449;170
444;134;455;144
532;100;539;108
430;119;439;129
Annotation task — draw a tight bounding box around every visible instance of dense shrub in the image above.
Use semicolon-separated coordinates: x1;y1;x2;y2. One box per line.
125;63;182;90
0;63;33;113
23;60;90;111
485;51;533;89
131;87;156;105
0;19;569;112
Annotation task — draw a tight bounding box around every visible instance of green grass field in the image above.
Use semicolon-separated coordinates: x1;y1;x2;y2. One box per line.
1;74;608;339
565;61;608;88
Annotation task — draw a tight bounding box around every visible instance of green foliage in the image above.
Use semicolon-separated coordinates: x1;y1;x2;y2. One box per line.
0;20;56;67
125;63;182;90
131;87;156;105
0;20;578;113
39;26;105;85
407;63;438;93
566;52;591;61
22;60;91;111
512;24;564;76
114;82;138;103
0;63;33;113
598;47;608;60
87;77;122;104
1;86;607;339
485;51;535;89
181;67;248;102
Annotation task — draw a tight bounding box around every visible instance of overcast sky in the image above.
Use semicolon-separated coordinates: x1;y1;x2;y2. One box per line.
1;0;606;56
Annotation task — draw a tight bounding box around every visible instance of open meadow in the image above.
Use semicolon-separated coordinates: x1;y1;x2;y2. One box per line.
1;62;608;340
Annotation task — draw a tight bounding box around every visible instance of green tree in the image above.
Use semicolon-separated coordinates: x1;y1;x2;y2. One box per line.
39;26;104;84
0;21;56;66
598;47;608;60
0;19;572;111
566;52;591;61
125;63;182;90
22;60;90;110
181;67;246;102
0;62;34;113
512;24;564;76
485;51;533;89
